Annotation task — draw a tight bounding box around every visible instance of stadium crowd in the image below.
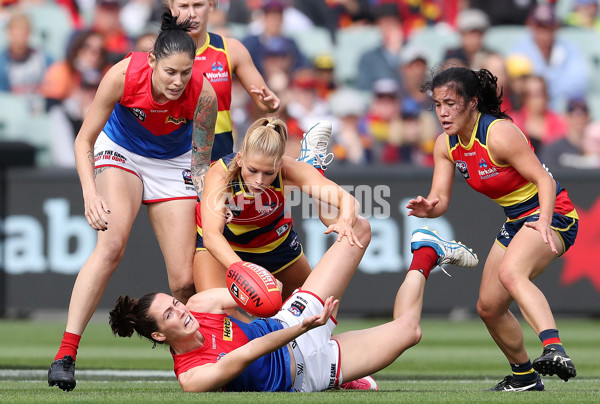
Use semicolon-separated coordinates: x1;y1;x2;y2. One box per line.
1;0;600;169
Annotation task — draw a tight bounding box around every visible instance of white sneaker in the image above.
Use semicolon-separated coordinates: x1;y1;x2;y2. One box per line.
297;120;334;170
411;227;478;268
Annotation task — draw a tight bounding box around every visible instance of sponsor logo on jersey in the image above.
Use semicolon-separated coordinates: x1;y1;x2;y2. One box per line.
182;169;193;185
212;61;224;72
205;70;230;83
223;317;233;341
455;160;470;180
478;166;498;180
479;158;488;168
166;115;187;125
129;108;146;122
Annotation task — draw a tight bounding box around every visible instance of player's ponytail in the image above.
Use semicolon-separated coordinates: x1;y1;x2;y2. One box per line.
153;11;196;61
109;293;162;346
474;69;512;120
226;116;288;185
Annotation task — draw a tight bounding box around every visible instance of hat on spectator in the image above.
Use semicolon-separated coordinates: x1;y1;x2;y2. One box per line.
314;53;335;70
401;45;427;65
530;3;558;26
372;78;399;97
567;96;589;113
401;98;421;119
262;0;287;12
264;37;291;56
506;54;533;78
330;87;368;117
457;9;490;32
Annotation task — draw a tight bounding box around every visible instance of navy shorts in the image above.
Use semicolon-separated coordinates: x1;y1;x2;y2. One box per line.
496;213;578;254
197;228;303;274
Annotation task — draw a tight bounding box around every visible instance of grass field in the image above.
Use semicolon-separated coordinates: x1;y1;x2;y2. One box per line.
0;316;598;403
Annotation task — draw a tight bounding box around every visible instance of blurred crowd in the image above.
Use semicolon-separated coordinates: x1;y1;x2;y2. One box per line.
1;0;600;170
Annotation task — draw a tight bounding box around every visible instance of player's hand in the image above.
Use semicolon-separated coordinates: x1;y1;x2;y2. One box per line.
324;218;363;248
300;296;338;331
406;196;439;218
83;193;110;231
250;85;280;111
524;218;558;255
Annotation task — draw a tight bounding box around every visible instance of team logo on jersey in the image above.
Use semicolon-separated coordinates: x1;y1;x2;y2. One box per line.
289;234;299;250
455;160;470;180
479;158;488;168
212;61;224;72
182;169;193;185
288;300;306;317
275;223;289;237
129;108;146;122
166;115;187;125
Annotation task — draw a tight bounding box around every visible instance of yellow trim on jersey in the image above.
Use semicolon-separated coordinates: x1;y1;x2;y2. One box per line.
216;110;233;134
230;228;291;253
271;248;304;275
459;113;481;149
483;119;511;168
219;158;229;171
196;33;211;54
226;222;262;236
492;182;539;207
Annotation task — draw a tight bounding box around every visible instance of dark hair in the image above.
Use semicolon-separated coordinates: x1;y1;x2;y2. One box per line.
424;67;512;120
109;293;162;345
153;11;196;61
66;30;109;73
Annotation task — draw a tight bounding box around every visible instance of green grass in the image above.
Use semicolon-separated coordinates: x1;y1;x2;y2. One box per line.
1;317;599;403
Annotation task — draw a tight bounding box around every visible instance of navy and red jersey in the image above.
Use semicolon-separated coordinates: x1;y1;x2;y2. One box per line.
195;33;233;162
171;312;292;391
196;153;293;253
103;52;204;159
447;113;578;221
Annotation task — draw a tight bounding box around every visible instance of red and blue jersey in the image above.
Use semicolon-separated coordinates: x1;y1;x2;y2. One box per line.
171;312;292;392
447;113;578;220
196;153;293;253
195;33;233;162
103;52;204;159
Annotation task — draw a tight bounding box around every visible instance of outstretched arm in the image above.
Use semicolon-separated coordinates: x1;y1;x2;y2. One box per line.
228;38;280;112
406;134;455;218
191;76;218;200
177;296;338;392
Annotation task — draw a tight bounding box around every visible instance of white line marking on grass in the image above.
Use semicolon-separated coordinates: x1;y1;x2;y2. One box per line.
0;369;175;379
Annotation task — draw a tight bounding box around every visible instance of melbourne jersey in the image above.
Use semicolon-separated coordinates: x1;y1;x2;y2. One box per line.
103;52;204;159
171;312;292;392
195;33;233;162
196;153;293;252
447;113;578;220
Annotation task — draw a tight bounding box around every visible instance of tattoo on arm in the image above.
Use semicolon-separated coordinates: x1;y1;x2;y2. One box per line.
191;85;218;199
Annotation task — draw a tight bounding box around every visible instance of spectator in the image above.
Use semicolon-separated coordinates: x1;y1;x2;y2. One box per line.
356;3;403;91
510;3;589;110
399;45;429;108
242;0;307;75
511;75;568;155
564;0;600;30
329;86;372;164
444;8;491;70
541;97;593;169
286;72;333;133
48;71;100;168
469;0;536;26
504;53;534;112
91;0;135;64
0;12;52;100
581;121;600;167
40;30;110;106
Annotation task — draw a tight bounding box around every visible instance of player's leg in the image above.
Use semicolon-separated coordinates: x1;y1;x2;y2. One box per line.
149;199;197;303
498;224;575;382
193;249;228;292
273;254;312;300
49;168;143;391
477;242;544;391
300;217;371;315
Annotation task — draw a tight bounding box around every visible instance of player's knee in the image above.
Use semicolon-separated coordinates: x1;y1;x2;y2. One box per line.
476;298;500;323
393;317;422;348
96;237;128;266
353;217;371;247
169;274;195;304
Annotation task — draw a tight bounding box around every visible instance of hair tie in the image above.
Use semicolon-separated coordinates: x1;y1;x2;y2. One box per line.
266;123;276;129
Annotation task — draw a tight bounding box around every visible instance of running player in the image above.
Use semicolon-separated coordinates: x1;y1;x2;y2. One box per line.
407;66;579;391
47;12;218;391
108;228;478;392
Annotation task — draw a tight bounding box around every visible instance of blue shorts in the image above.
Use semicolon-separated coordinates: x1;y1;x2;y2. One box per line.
496;213;578;254
196;228;304;274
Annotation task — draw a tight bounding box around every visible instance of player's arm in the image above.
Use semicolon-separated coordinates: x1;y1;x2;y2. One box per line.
282;157;363;247
73;58;128;230
200;165;244;268
177;297;338;392
191;76;218;200
488;121;558;253
228;38;280;112
406;134;455;218
186;288;239;314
